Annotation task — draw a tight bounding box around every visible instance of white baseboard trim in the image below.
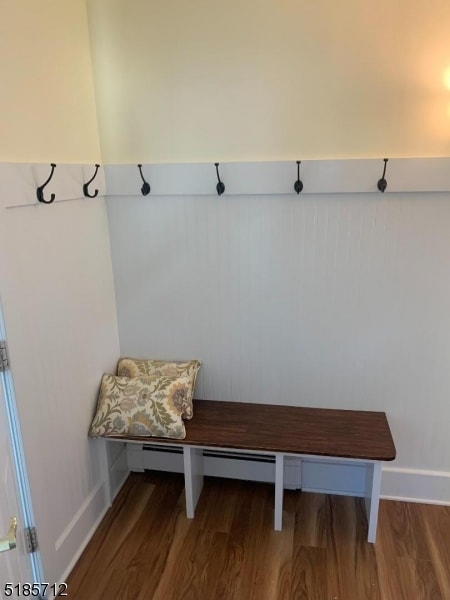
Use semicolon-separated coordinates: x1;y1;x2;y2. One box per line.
56;453;130;592
55;479;111;590
54;481;103;552
56;504;109;594
381;466;450;505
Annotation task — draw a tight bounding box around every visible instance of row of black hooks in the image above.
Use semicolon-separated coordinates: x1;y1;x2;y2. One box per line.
212;160;390;196
292;159;389;195
36;163;101;204
136;162;226;197
36;159;390;204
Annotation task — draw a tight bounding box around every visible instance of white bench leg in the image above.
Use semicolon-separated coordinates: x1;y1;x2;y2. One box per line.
364;461;382;543
127;442;145;472
274;453;284;531
99;439;112;507
183;446;204;518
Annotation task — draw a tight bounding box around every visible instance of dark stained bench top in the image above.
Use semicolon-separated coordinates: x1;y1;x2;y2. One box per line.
122;399;396;462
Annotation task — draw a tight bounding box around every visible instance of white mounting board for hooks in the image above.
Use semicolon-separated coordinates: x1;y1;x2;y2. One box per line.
104;157;450;197
1;158;450;209
0;163;106;209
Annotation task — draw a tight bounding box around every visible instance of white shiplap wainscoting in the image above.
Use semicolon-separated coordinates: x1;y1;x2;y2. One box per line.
0;163;123;586
105;157;450;506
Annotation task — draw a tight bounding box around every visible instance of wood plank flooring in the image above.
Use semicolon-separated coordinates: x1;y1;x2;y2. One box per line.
65;472;450;599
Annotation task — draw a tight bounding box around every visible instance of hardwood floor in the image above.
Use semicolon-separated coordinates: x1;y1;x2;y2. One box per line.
65;472;450;599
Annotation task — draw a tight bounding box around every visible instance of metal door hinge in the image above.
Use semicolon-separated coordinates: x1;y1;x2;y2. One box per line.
24;526;38;553
0;340;8;372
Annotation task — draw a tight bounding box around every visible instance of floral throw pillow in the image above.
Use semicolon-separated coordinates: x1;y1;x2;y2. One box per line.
116;358;201;420
89;374;188;439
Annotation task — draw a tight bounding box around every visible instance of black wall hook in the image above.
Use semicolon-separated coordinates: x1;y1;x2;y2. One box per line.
36;163;57;204
294;160;303;194
83;164;100;198
215;163;225;195
137;164;151;196
377;158;389;193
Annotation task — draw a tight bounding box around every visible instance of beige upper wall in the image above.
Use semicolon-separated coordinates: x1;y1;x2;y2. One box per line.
2;1;449;164
88;0;450;163
0;0;101;163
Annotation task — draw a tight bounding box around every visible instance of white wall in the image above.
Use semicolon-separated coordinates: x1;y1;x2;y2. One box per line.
0;180;121;583
107;189;450;499
0;0;124;584
87;0;450;162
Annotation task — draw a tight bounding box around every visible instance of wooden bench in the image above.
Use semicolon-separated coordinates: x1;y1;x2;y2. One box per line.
110;400;396;543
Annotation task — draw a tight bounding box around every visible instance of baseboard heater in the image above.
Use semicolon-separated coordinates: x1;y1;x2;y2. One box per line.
143;445;275;463
138;444;280;485
127;443;366;494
